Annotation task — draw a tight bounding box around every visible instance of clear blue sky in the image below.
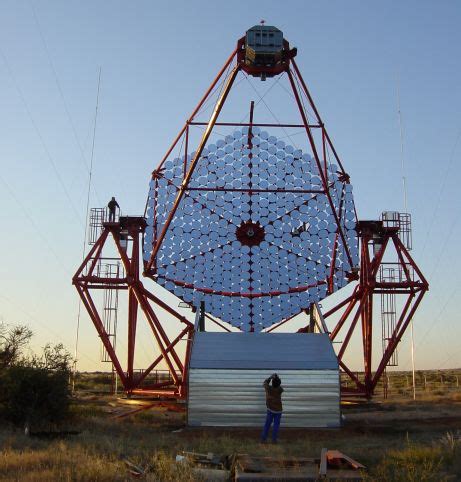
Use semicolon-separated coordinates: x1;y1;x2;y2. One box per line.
0;0;460;372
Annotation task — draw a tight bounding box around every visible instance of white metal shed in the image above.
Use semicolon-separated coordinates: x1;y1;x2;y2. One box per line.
187;332;340;428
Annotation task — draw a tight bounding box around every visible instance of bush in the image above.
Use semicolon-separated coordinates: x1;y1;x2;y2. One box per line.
0;366;70;430
0;324;32;368
0;324;72;432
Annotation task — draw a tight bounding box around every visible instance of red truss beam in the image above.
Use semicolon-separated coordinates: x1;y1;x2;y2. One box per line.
74;33;429;402
146;63;240;271
324;227;428;398
72;218;194;397
278;225;428;399
144;38;355;282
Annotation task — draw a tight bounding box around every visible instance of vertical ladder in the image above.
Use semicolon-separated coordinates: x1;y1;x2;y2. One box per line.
378;211;414;367
379;266;398;366
100;262;120;363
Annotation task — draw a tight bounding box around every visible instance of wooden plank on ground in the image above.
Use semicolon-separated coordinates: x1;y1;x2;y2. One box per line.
235;467;318;481
111;402;157;419
319;448;328;477
326;450;366;470
192;468;229;481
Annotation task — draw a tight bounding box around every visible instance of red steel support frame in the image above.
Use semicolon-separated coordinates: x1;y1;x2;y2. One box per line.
72;218;194;397
75;32;428;400
294;223;427;398
142;34;427;398
145;35;355;301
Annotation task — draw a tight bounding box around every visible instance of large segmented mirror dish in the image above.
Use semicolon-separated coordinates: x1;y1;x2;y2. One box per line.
144;127;359;332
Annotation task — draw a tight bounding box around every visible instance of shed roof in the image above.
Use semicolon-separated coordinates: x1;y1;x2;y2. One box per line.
189;332;338;370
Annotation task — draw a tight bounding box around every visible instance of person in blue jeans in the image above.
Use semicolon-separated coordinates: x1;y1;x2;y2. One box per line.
261;373;283;443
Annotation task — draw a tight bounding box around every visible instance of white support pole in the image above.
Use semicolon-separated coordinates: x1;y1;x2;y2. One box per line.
397;74;416;401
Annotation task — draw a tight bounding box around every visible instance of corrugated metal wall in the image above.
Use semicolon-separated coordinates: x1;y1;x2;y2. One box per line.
188;368;340;428
187;332;340;428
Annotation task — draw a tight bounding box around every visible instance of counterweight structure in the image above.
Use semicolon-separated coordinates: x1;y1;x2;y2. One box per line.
73;25;428;400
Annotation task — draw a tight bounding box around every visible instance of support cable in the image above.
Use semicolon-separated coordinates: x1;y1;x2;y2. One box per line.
292;70;318;133
420;130;461;265
399;131;461;370
397;129;461;371
29;0;103;206
400;286;458;369
0;293;99;365
436;342;461;370
397;77;408;213
73;68;102;390
0;47;84;226
193;62;233;119
0;174;71;275
190;68;282;139
396;75;416;400
420;129;461;257
243;74;300;150
238;72;284;124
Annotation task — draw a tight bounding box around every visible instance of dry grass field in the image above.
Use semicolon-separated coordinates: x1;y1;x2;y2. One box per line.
0;370;460;481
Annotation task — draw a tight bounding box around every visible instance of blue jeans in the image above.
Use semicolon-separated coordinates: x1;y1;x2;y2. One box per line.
261;410;282;442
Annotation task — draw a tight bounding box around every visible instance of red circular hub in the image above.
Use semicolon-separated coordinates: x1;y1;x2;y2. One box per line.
236;221;265;247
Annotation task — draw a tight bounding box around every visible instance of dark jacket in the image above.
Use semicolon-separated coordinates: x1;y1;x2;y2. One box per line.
264;378;283;413
108;199;119;211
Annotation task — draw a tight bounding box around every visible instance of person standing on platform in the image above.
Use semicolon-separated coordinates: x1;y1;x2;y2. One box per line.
107;197;119;222
261;373;283;443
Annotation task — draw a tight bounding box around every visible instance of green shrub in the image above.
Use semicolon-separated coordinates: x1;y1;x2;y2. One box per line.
0;365;70;430
0;324;72;432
